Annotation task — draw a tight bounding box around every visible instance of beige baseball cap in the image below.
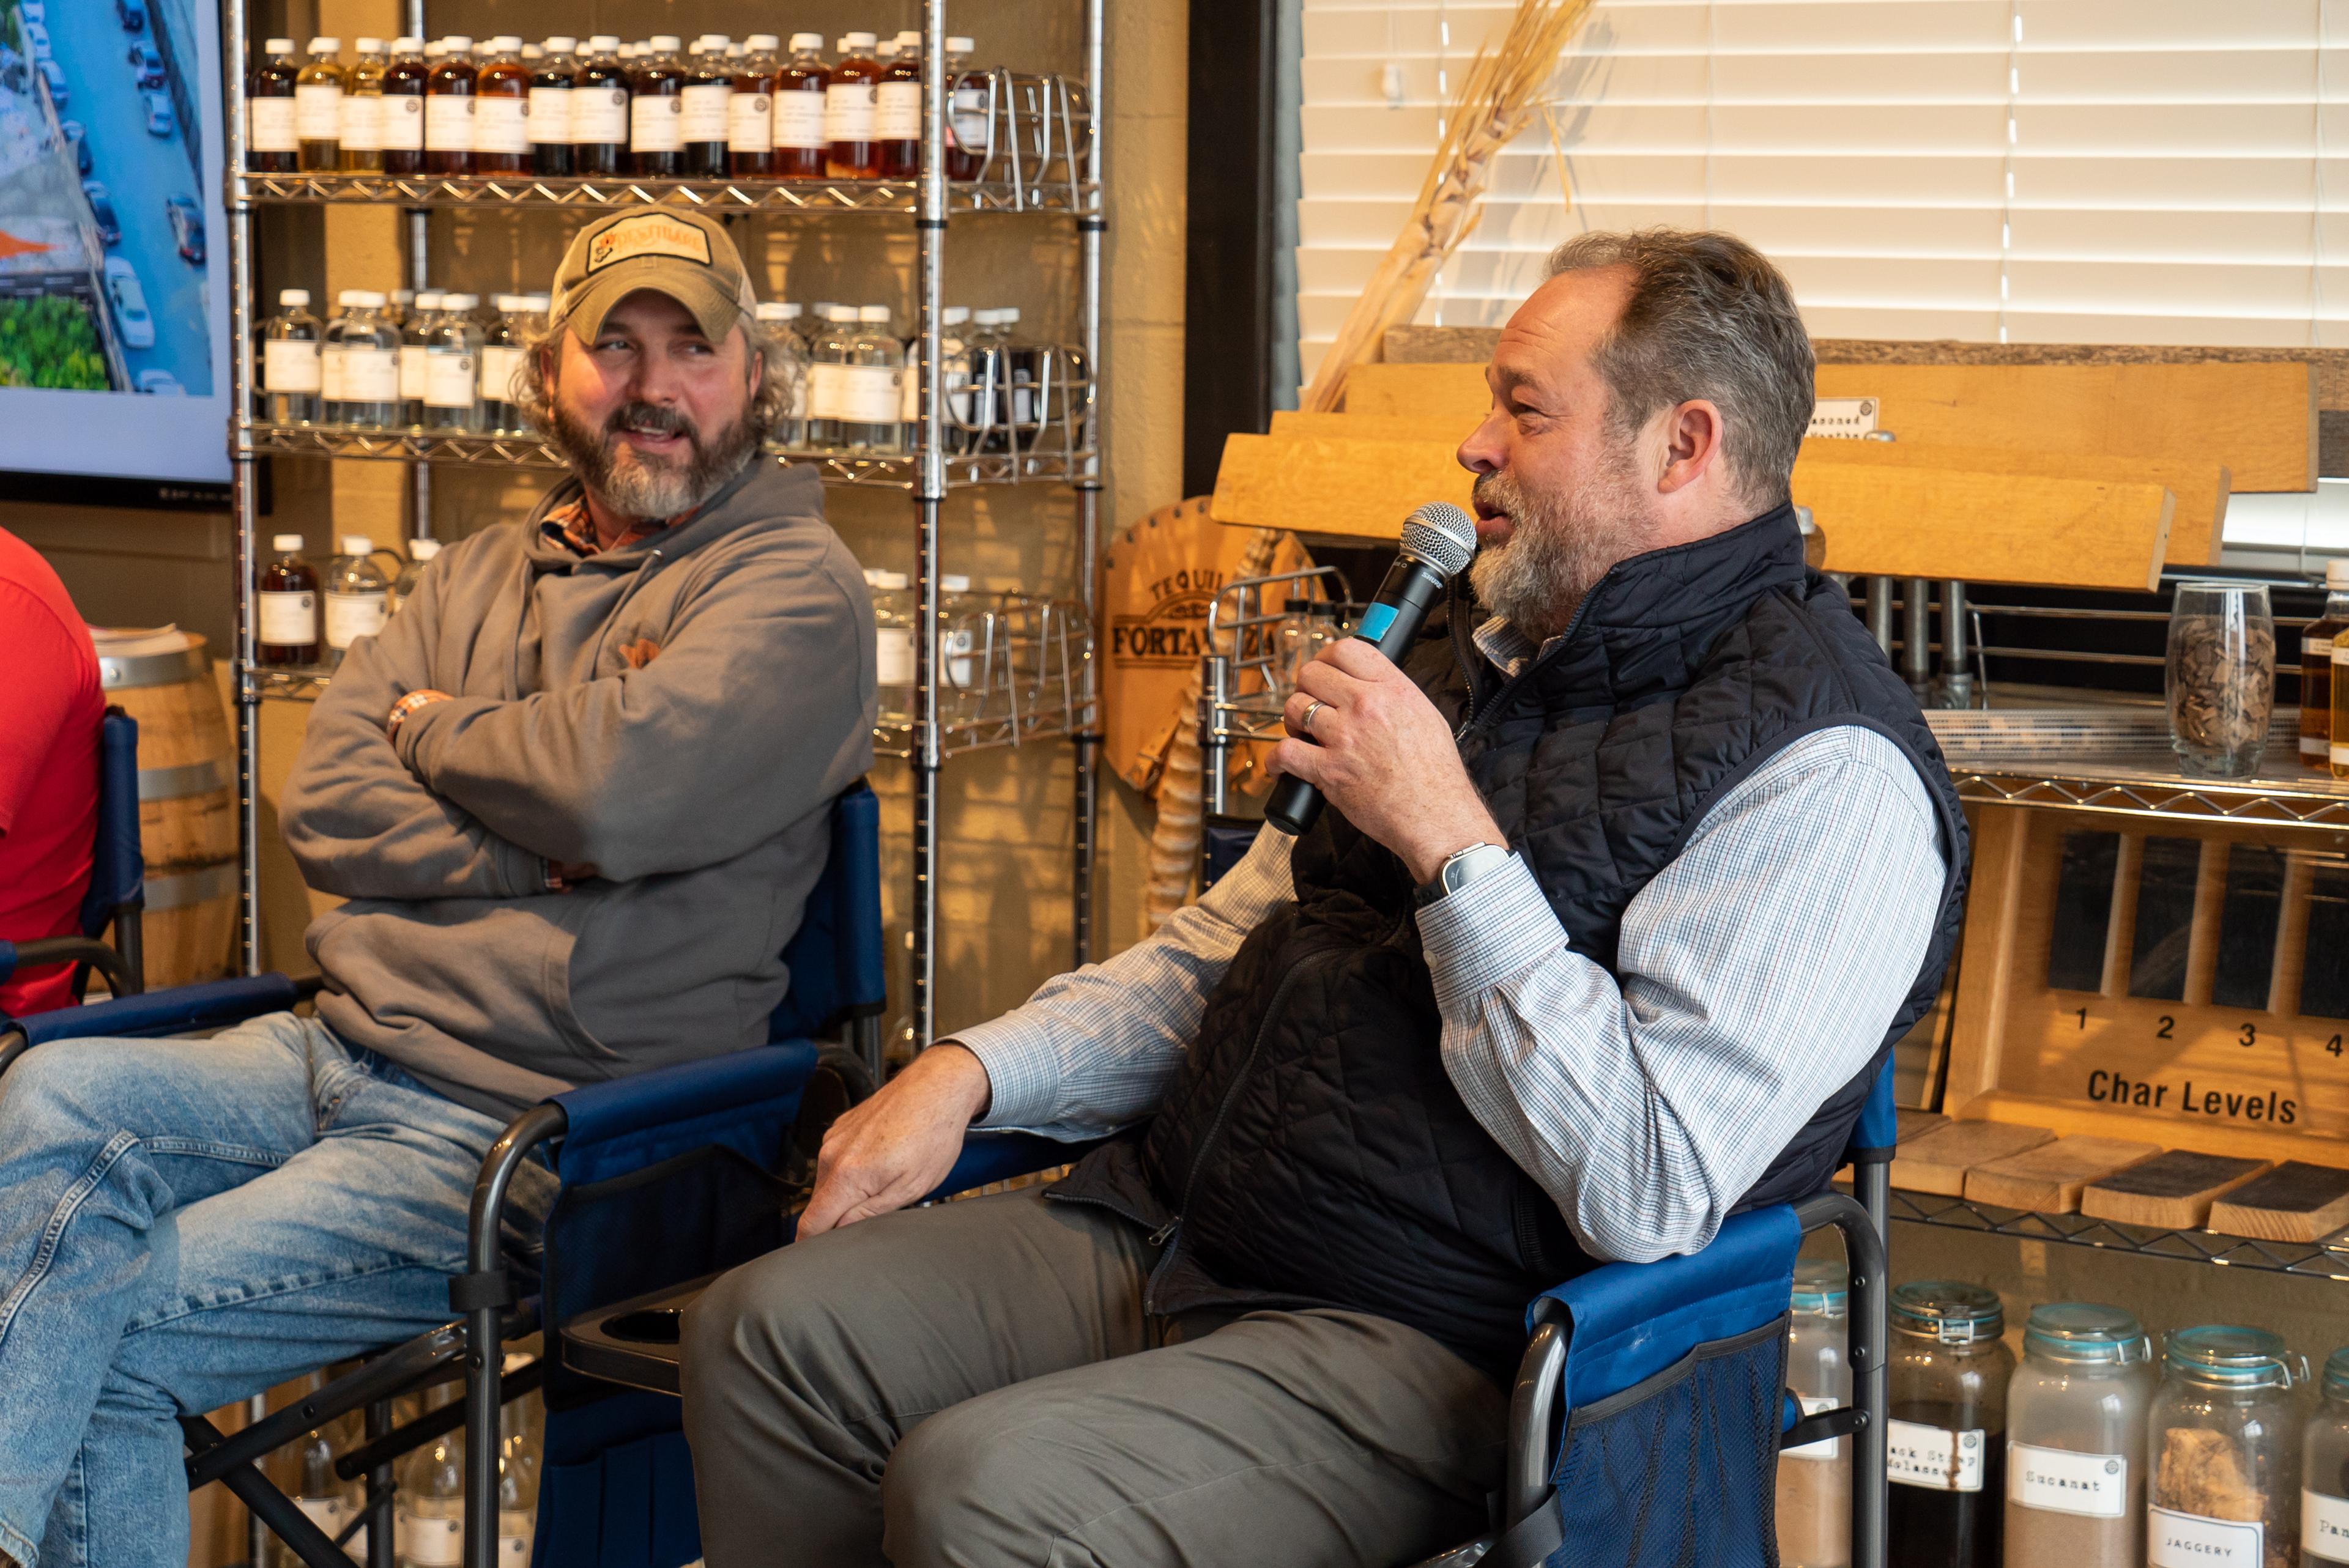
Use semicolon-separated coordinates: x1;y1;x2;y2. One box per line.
549;208;759;346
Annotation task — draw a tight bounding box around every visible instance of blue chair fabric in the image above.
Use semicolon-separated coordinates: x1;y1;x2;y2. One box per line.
14;974;299;1046
765;782;885;1043
81;711;145;936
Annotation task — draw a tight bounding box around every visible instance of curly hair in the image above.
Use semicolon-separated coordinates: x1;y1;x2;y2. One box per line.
513;311;800;444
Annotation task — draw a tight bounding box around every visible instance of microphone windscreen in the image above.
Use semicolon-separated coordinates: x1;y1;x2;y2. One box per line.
1399;501;1477;577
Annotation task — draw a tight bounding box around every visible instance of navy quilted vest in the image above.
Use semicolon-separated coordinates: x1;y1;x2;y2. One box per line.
1052;504;1969;1377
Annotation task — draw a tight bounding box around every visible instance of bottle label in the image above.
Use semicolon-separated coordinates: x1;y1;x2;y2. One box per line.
2009;1441;2127;1518
944;625;974;690
2336;741;2349;766
2306;1490;2349;1562
498;1512;534;1566
379;94;425;150
264;338;321;393
876;625;915;686
631;94;683;152
259;590;315;646
729;91;772;152
2334;642;2349;668
528;84;571;144
424;94;474;152
2309;734;2332;758
806;361;842;420
473;95;528;153
573;86;627;144
250;96;299;153
1886;1421;1985;1492
773;89;825;149
1784;1392;1840;1461
324;589;388;649
823;81;875;142
425;349;478;409
395;1510;462;1568
900;358;919;423
340;346;399;402
2313;635;2337;658
680;82;731;142
949;82;986;151
834;362;903;423
319;343;346;402
875;80;921;139
2148;1505;2262;1568
295;82;344;141
478;344;526;403
339;91;382;150
399;343;429;399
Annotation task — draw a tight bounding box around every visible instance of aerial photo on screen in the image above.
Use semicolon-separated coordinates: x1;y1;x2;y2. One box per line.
0;0;209;396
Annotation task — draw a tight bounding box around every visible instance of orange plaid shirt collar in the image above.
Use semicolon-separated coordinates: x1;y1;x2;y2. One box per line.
540;499;695;558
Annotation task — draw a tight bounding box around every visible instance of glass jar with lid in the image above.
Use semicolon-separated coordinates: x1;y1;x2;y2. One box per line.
2149;1325;2305;1568
2306;1347;2349;1566
1887;1281;2012;1568
2006;1303;2154;1568
863;569;913;727
1778;1259;1850;1568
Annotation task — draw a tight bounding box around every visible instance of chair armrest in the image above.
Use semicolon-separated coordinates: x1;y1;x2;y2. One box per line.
548;1041;825;1155
8;974;302;1050
926;1131;1104;1204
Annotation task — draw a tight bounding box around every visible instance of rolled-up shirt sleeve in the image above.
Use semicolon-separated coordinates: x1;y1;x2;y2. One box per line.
1419;725;1950;1264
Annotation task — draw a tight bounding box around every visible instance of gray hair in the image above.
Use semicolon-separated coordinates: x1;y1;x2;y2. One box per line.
1546;228;1814;508
515;313;799;443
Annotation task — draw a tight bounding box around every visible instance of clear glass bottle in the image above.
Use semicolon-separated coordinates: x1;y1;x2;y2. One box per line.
250;38;301;172
295;38;346;170
322;536;390;667
496;1375;540;1567
258;533;319;667
268;1389;365;1566
1887;1281;2012;1568
2305;560;2349;772
423;292;484;432
680;36;732;177
387;536;440;619
876;29;922;179
823;32;881;179
528;37;574;174
998;305;1041;448
944;35;984;180
262;287;323;425
866;568;914;724
939;573;989;725
754;301;806;446
2150;1325;2304;1568
773;32;828;179
902;303;972;450
628;35;686;176
963;308;1009;452
379;37;428;174
477;295;527;432
2007;1303;2154;1568
570;35;627;176
340;39;387;171
2167;580;2276;778
729;34;778;177
385;287;414;328
424;35;477;176
398;291;442;427
1779;1259;1852;1568
2306;1347;2349;1567
841;305;906;453
396;1392;462;1568
803;304;853;447
472;35;529;173
317;289;355;423
336;290;401;429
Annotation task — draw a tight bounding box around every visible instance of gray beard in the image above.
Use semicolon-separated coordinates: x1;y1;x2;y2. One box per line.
1468;443;1657;645
547;401;760;522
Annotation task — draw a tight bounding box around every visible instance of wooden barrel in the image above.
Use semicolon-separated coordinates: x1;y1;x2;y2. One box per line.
96;632;237;987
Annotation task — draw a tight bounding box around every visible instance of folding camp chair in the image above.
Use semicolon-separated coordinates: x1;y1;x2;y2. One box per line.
0;708;147;1013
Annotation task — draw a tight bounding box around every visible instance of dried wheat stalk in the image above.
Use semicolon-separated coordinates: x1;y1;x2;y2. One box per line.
1297;0;1592;414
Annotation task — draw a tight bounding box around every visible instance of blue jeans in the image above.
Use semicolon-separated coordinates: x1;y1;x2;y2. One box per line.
0;1010;556;1568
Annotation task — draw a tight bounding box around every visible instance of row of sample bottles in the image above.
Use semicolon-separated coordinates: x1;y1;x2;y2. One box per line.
863;568;1094;732
261;289;545;434
781;301;1075;456
247;31;992;182
257;534;437;670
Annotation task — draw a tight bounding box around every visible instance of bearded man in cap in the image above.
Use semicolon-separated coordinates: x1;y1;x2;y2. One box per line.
0;208;872;1568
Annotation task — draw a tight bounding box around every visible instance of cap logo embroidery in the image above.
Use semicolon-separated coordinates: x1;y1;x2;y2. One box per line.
585;214;713;274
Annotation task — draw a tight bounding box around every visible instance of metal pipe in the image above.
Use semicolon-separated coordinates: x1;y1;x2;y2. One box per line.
1201;655;1231;819
365;1397;397;1568
1795;1191;1890;1568
1070;0;1105;970
225;0;258;980
1504;1320;1567;1530
1902;577;1932;700
1940;580;1972;709
1865;577;1894;659
910;0;949;1049
408;207;432;540
461;1104;565;1568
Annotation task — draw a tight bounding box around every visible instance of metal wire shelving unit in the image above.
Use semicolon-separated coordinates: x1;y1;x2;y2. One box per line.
1886;1188;2349;1282
223;4;1108;1056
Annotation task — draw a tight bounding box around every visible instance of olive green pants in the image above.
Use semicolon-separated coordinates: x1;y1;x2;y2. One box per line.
678;1185;1507;1568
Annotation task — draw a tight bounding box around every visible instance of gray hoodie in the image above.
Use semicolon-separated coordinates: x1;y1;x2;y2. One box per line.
283;459;875;1117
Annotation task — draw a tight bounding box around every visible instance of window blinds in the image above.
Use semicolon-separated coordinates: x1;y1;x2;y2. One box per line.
1297;0;2347;388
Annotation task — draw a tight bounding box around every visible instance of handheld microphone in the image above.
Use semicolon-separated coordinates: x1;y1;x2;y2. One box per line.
1265;500;1479;837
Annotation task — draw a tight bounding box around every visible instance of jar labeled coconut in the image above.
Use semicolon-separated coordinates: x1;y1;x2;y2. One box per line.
2149;1326;2304;1568
1778;1259;1851;1568
1887;1282;2012;1568
2007;1303;2154;1568
2306;1347;2349;1566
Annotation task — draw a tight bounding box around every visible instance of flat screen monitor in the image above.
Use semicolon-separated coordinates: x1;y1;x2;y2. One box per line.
0;0;229;509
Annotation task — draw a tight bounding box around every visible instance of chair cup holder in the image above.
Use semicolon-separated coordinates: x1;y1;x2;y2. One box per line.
598;1306;685;1345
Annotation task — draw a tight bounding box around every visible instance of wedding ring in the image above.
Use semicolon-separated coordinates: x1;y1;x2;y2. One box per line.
1299;698;1323;734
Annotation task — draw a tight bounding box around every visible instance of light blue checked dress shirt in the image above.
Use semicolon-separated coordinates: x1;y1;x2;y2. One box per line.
955;619;1952;1264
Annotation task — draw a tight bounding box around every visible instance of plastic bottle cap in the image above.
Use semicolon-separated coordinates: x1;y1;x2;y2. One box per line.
265;37;295;53
522;44;543;58
278;288;310;306
340;535;374;555
273;533;305;552
392;37;423;52
492;35;521;51
447;293;480;309
894;30;921;46
544;35;577;51
390;289;413;303
725;44;744;57
859;305;891;323
864;569;908;590
410;538;442;560
702;34;730;48
353;290;387;308
414;291;443;309
876;42;897;59
940;574;970;593
790;32;823;50
307;36;339;53
947;35;974;53
779;302;802;318
442;35;473;52
336;288;366;306
650;34;681;51
587;34;619;50
997;306;1020;323
2329;558;2349;588
843;31;878;50
355;36;384;53
424;42;444;57
747;34;779;50
943;306;970;325
754;302;792;321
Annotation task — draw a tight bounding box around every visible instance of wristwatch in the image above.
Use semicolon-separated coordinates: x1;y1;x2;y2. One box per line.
1414;841;1512;908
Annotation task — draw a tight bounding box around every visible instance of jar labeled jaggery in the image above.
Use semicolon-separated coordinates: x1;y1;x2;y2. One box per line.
2149;1326;2304;1568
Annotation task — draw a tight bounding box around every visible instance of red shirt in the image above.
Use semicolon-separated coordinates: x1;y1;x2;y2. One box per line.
0;525;102;1018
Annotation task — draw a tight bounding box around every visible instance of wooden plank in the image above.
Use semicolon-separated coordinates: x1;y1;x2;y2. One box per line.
2079;1150;2273;1229
1208;432;1472;539
1964;1134;2161;1213
1796;464;2173;590
1270;409;1482;446
1795;438;2231;566
1898;1109;1951;1145
1951;1090;2349;1174
1814;361;2315;492
1341;362;1489;422
1891;1120;2054;1197
2206;1161;2349;1243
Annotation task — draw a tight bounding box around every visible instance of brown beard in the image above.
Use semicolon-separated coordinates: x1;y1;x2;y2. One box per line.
1468;436;1660;644
545;397;760;521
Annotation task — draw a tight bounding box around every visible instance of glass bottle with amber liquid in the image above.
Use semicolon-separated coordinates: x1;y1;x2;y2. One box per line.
378;37;428;173
571;36;628;176
679;37;732;177
2303;558;2349;771
529;38;575;175
823;32;881;179
473;36;530;174
258;534;321;668
772;34;828;179
248;38;300;173
295;38;346;171
727;34;777;177
876;30;921;179
628;35;686;176
340;37;387;170
943;36;983;180
424;36;477;175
